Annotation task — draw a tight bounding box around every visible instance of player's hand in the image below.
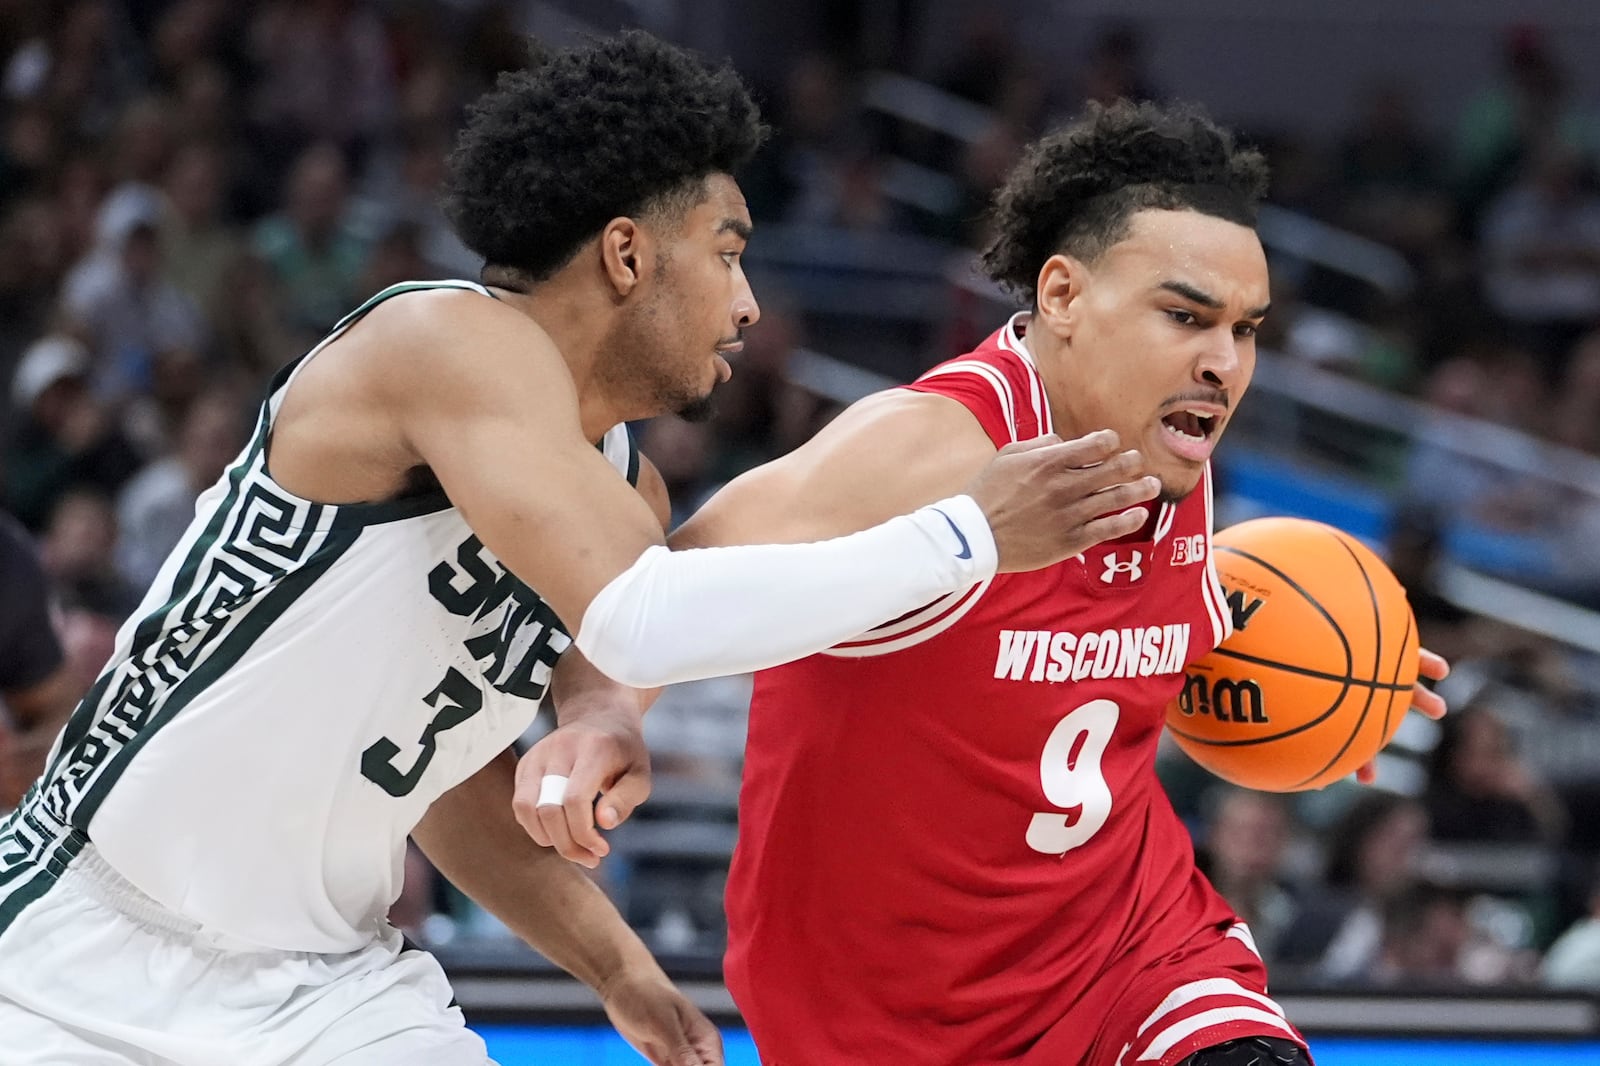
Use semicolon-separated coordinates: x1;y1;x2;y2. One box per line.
1355;648;1449;784
513;708;651;869
965;429;1160;573
599;968;724;1066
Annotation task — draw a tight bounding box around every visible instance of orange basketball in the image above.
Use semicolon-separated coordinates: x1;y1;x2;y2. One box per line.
1165;516;1419;791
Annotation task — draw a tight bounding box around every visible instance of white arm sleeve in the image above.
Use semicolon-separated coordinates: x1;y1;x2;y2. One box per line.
574;494;997;688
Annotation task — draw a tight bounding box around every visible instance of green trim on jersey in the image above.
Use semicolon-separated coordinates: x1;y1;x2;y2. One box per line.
72;525;363;828
0;828;85;933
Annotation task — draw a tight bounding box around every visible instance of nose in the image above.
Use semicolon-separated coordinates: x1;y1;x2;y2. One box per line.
1195;328;1246;390
733;276;760;330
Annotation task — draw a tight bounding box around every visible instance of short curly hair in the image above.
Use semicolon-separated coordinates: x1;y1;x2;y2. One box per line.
443;31;766;281
982;100;1269;304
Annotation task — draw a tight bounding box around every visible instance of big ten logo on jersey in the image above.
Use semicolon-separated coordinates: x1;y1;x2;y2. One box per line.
360;534;569;798
1170;534;1206;566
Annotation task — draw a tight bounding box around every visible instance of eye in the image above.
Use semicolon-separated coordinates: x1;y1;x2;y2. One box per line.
1165;309;1198;326
721;250;742;267
1234;323;1259;339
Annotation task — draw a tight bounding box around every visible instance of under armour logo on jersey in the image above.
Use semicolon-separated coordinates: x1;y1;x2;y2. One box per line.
1100;550;1144;584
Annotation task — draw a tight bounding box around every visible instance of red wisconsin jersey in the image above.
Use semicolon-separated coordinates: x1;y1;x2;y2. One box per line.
725;317;1304;1066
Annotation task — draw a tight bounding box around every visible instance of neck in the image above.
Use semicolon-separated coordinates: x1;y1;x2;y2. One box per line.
1014;313;1077;436
487;267;629;444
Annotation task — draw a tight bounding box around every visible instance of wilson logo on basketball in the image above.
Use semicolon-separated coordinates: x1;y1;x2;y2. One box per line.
1099;550;1144;583
1174;672;1269;723
1224;589;1266;631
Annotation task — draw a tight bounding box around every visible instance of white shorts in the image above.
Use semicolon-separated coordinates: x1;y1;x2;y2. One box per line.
0;846;495;1066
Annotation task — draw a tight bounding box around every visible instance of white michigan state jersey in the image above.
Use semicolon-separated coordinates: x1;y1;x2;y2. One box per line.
0;280;641;953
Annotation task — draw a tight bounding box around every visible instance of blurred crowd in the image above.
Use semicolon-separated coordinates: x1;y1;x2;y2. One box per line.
1;0;1599;993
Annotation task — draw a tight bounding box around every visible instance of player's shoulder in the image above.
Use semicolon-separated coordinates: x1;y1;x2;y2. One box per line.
351;284;568;396
358;284;548;352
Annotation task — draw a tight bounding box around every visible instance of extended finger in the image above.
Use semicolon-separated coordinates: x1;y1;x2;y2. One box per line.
1032;428;1120;467
1076;504;1153;548
1418;648;1450;682
560;748;618;860
995;432;1064;455
512;745;569;845
539;773;604;868
1411;682;1448;720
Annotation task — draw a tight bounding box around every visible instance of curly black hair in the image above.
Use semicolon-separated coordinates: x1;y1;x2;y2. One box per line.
982;100;1269;303
443;31;766;281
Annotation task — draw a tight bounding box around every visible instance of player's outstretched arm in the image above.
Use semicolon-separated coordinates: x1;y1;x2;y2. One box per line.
381;293;1154;687
414;750;722;1066
672;388;1157;563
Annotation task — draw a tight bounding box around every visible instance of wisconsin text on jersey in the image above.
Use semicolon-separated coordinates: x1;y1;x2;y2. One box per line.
993;623;1193;682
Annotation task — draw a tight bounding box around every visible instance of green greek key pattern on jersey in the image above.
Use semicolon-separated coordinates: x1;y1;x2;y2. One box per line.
0;413;357;933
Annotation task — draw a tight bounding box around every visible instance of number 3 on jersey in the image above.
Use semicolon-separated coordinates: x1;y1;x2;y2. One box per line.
1026;699;1118;855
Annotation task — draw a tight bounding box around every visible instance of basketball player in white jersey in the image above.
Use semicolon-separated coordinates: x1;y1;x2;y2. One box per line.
0;31;1165;1066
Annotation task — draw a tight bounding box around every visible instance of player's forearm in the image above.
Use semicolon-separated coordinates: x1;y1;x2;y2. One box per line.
412;749;663;991
551;649;659;728
575;494;996;687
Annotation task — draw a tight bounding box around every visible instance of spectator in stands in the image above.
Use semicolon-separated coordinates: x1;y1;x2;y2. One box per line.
60;192;207;403
1370;883;1470;987
161;140;243;316
2;334;141;531
39;486;140;622
115;387;248;591
246;0;396;171
1424;702;1568;846
0;509;81;810
1479;142;1600;378
251;141;368;337
1196;789;1300;965
1451;23;1593;233
1542;861;1600;988
208;248;302;387
1278;793;1430;981
1338;81;1450;259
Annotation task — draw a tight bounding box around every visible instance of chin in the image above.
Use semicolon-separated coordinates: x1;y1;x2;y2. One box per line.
1157;470;1204;505
674;392;717;423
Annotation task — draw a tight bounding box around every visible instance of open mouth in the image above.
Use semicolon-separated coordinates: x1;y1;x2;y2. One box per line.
1160;408;1218;443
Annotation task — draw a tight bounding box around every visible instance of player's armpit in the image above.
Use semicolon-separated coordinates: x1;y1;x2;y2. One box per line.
671;389;998;550
634;454;673;534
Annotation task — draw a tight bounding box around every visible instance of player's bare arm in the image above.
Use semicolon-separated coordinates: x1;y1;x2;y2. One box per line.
672;387;1158;562
276;288;1163;689
413;750;722;1066
514;455;672;869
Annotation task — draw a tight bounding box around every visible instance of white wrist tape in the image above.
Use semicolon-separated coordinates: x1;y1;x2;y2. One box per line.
575;494;997;688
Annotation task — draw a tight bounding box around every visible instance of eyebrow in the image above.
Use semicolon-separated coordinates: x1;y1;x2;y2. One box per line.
1158;280;1270;320
717;218;753;241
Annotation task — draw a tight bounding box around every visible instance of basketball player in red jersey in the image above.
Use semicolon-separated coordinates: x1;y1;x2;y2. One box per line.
522;100;1449;1065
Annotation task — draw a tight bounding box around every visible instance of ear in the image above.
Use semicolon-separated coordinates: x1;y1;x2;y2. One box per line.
599;217;654;298
1034;253;1086;341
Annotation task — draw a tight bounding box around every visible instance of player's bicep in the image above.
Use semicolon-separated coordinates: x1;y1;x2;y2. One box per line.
672;389;996;550
382;304;663;630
